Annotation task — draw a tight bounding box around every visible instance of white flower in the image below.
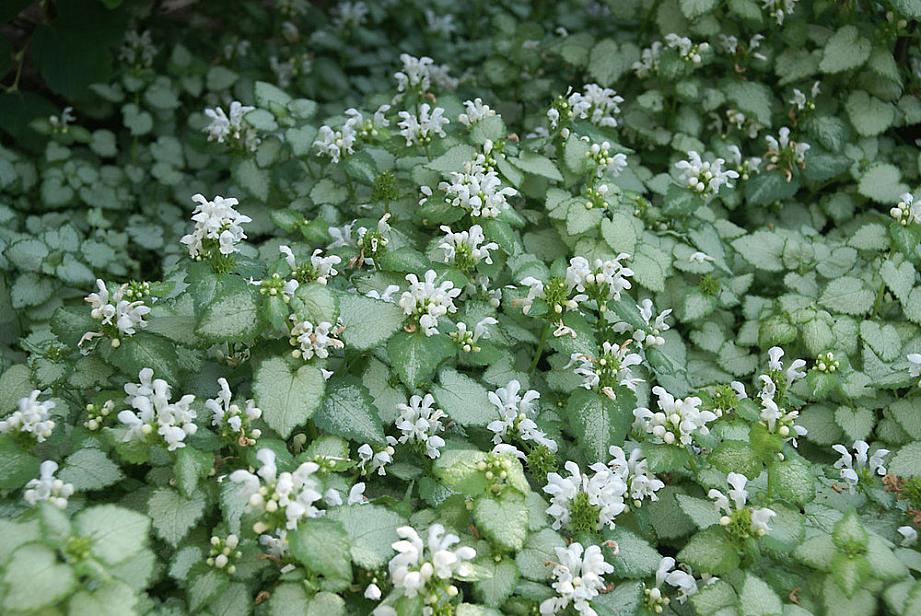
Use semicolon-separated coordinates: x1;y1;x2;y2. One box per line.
450;317;498;352
487;380;557;452
327;222;355;248
365;583;383;600
229;448;326;532
80;279;151;347
120;29;157;68
1;390;56;442
548;84;623;130
358;438;397;476
332;1;368;28
832;440;890;492
395;394;446;458
910;352;921;382
613;298;671;348
568;341;644;397
544;460;627;531
206;378;262;445
458;98;496;127
648;557;699;606
664;33;710;63
387;524;475;605
565;254;635;303
280;245;341;285
398;270;461;336
710;473;775;536
898;526;918;547
437;224;499;267
608;445;665;505
289;317;344;360
762;0;799;24
519;276;546;315
675;151;740;197
203;101;260;151
366;284;402;302
180;194;251;259
756;347;807;444
397;104;449;146
633;41;663;77
539;542;613;616
117;368;197;451
585;140;628;178
313;110;362;163
394;54;457;94
424;9;456;36
890;193;921;226
633;386;715;446
437;150;518;218
23;461;74;509
765;126;809;171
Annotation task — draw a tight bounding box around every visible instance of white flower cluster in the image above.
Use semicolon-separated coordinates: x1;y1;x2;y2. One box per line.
450;317;497;353
586;141;628;178
613;298;671;348
314;106;390;163
457;98;496;127
726;144;762;180
203;101;260;151
424;9;456;36
539;542;613;616
23;460;74;509
206;378;262;446
1;390;56;442
547;84;624;129
427;143;518;218
646;557;699;611
437;224;498;268
544;460;627;531
675;151;740;197
710;472;776;536
717;33;767;62
357;438;397;476
890;193;920;226
398;269;461;336
332;1;369;28
289;317;345;360
608;445;665;506
568;341;644;400
566;254;635;304
379;524;475;611
765;126;809;171
397;103;449;146
910;353;921;384
395;394;447;459
790;81;820;111
763;0;799;25
633;41;663;77
633;386;716;446
756;347;807;445
117;368;197;451
180;194;252;259
230;449;351;537
487;380;558;452
832;440;889;492
80;279;151;348
281;245;342;286
119;30;157;68
665;33;710;63
393;54;457;94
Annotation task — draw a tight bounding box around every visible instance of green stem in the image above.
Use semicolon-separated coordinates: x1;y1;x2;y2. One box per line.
529;324;550;374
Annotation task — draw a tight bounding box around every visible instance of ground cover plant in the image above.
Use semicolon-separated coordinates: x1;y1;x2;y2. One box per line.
3;0;921;614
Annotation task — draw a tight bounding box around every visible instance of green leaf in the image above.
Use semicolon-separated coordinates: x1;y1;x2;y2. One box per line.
1;543;76;611
315;376;384;445
858;163;908;204
68;580;138;616
428;145;477;173
232;157;269;201
880;259;916;304
676;494;721;529
388;331;455;388
691;579;738;616
739;573;783;616
890;441;921;477
710;439;763;479
511;151;563;182
59;448;124;491
516;528;565;581
770;457;815;505
820;25;871;74
0;436;40;490
328;504;405;569
75;504;150;566
175;446;214;497
474;558;519;607
567;387;633;463
677;527;740;575
474;491;529;552
253;357;326;438
609;527;661;579
819;277;874;315
845;90;895;137
196;286;260;342
337;292;405;350
434;449;489;496
148;487;207;547
0;364;33;414
680;0;717;18
189;569;230;612
732;230;785;271
289;517;352;581
431;367;493;427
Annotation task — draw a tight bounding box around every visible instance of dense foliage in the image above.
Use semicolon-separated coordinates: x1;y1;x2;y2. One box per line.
4;0;921;615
